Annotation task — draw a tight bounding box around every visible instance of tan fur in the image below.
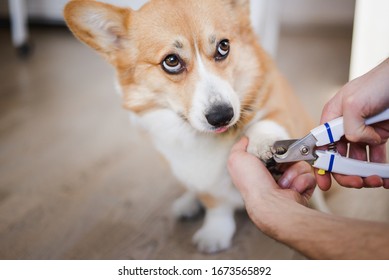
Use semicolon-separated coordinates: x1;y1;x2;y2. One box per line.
199;193;220;209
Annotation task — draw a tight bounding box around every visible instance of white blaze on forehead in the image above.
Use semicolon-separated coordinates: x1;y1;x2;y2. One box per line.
187;43;241;132
195;44;208;78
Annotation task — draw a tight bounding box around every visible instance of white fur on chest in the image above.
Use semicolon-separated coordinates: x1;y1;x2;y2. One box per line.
132;109;238;195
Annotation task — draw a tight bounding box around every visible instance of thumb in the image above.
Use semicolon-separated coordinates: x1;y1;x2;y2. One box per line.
343;111;382;145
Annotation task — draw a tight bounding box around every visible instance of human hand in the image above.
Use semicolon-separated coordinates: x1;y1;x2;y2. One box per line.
228;137;316;232
316;58;389;190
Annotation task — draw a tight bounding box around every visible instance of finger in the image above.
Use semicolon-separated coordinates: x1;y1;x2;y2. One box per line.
344;121;383;145
230;136;249;154
315;170;332;191
375;121;389;141
333;173;364;188
343;110;377;144
278;161;312;189
384;179;389;189
289;173;316;199
364;175;384;188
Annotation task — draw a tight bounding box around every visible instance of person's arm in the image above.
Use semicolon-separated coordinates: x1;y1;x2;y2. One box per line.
228;137;389;259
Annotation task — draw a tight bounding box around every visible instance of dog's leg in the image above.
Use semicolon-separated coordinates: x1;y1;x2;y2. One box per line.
172;191;202;219
245;120;289;163
192;194;235;253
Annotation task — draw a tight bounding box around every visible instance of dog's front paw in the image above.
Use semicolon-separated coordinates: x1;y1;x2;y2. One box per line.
247;137;278;163
192;207;235;253
245;120;289;163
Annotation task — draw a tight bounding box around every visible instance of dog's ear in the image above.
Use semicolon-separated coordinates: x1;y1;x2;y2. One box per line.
64;0;131;61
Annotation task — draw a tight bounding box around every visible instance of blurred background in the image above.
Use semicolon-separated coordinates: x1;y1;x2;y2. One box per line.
0;0;388;259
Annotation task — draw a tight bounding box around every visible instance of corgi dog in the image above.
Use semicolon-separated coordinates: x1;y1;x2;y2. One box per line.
64;0;316;253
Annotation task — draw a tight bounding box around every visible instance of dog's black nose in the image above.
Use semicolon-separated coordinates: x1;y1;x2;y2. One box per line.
205;105;234;127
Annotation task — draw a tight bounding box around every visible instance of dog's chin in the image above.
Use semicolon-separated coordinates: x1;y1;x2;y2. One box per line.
190;121;236;135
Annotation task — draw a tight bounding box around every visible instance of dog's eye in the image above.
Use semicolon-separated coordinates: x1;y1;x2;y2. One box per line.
161;54;185;74
215;39;230;61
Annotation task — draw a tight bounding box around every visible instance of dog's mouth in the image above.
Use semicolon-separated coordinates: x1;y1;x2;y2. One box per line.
213;126;230;134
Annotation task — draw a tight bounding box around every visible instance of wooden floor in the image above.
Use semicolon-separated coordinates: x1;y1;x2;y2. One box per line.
0;25;388;260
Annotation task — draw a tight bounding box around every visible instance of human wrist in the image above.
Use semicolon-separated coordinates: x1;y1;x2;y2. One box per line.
254;189;316;241
249;190;296;237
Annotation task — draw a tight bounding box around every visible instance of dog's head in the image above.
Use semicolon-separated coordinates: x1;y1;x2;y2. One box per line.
64;0;269;134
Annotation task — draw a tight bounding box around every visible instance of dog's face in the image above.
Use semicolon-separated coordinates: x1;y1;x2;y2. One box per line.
65;0;267;134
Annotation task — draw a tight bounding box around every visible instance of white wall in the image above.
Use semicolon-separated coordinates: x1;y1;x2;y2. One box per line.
350;0;389;79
